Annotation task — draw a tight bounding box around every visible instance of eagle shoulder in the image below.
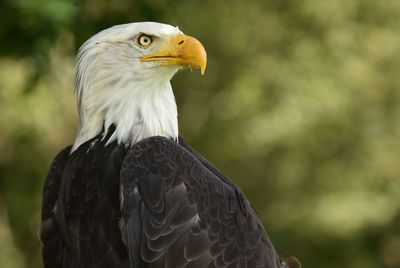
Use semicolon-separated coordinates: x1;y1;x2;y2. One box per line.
120;136;283;268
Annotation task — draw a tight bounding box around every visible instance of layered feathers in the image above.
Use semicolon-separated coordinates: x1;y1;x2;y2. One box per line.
41;128;288;267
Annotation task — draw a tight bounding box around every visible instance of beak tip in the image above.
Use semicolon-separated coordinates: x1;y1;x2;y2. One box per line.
200;56;207;75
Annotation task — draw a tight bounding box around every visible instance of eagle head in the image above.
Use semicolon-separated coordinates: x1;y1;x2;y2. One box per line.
72;22;207;151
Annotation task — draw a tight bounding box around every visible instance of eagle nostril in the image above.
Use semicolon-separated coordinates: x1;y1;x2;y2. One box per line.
178;40;185;46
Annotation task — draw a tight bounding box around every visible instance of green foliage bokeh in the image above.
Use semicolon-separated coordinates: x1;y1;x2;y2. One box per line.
0;0;399;267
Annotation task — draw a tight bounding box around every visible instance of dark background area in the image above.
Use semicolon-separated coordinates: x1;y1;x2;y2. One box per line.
0;0;399;267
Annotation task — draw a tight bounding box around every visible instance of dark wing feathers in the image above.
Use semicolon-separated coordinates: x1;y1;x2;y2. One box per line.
41;132;293;268
41;145;72;267
121;136;283;268
41;132;131;268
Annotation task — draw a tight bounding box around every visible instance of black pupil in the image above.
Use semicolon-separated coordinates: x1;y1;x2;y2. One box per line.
142;36;149;44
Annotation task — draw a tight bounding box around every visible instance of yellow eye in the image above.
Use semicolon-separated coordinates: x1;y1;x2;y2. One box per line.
137;34;153;47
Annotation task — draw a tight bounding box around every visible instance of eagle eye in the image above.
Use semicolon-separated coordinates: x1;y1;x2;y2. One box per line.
137;34;153;47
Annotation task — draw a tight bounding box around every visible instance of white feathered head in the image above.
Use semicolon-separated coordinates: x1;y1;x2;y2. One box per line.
72;22;207;151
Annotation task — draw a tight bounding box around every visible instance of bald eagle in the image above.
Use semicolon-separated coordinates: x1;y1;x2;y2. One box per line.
40;22;299;268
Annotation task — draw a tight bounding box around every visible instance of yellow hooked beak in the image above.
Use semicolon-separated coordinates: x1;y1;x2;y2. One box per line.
140;34;207;75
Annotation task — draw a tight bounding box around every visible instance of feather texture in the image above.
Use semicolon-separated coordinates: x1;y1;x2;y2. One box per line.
41;129;294;268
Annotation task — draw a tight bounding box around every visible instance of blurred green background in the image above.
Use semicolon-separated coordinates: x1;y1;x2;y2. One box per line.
0;0;399;267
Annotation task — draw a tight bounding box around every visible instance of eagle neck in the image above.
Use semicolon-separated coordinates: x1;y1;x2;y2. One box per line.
72;79;178;152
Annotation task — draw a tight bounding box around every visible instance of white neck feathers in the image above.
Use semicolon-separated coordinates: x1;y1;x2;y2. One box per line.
72;81;178;152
